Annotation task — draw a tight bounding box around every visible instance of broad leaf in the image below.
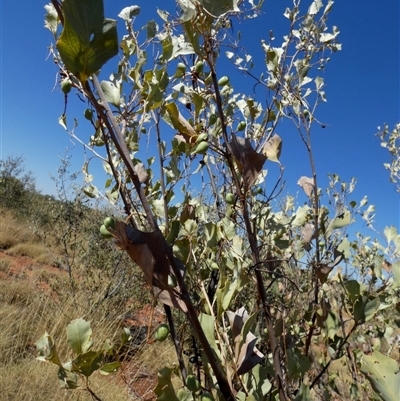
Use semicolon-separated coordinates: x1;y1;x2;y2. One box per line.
360;351;400;401
100;80;121;107
154;367;179;401
66;318;93;354
57;0;118;82
263;134;282;162
35;332;61;365
197;0;240;17
297;176;314;198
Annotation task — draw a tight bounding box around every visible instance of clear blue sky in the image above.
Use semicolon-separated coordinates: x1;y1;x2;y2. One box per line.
0;1;399;231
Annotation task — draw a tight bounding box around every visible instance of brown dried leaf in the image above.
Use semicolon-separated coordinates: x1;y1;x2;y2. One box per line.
262;134;282;162
316;264;334;283
226;307;264;375
112;221;188;311
111;221;155;285
382;259;392;272
301;223;315;244
164;102;196;142
297;176;315;198
236;332;264;375
153;287;188;312
134;163;149;184
227;136;267;192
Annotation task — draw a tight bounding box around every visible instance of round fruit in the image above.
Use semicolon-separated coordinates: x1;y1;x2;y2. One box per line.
204;73;213;85
195;61;204;74
84;109;93;120
201;392;215;401
225;193;235;205
192;141;209;155
237;121;246;131
100;224;113;239
208;114;218;125
210;262;219;270
195;133;208;144
154;324;170;342
104;216;116;230
177;62;186;71
61;79;72;94
217;76;229;87
186;375;201;392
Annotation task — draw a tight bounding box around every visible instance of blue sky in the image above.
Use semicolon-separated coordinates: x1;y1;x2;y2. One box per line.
0;1;399;232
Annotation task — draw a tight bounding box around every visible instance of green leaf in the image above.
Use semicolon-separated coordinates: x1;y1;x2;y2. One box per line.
66;318;93;354
243;365;272;400
154;367;179;401
199;313;219;356
294;383;312;401
325;311;339;339
58;366;78;389
360;351;400;401
364;296;380;322
118;5;140;21
44;3;58;35
147;20;157;39
384;226;398;243
308;0;323;15
35;332;61;365
71;350;104;377
329;209;351;230
100;80;121;107
392;261;400;288
292;205;311;227
99;361;120;375
287;348;311;379
57;0;118;82
197;0;240;17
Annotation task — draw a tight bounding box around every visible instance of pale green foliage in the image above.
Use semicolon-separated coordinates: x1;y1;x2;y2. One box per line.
36;319;127;392
42;0;400;400
378;123;400;191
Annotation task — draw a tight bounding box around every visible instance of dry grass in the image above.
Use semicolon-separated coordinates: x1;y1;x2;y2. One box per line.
0;209;55;265
7;243;54;264
0;278;141;400
0;214;37;250
0;257;11;272
0;359;130;401
0;208;176;400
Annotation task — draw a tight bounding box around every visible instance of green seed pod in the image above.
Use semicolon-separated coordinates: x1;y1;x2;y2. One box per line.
225;193;235;205
204;72;213;85
195;61;204;74
201;392;215;401
174;63;186;78
103;216;116;230
84;109;93;120
100;224;113;239
186;375;201;392
155;324;170;341
192;141;209;155
210;262;219;270
217;76;229;87
61;79;72;94
195;133;208;144
237;121;246;131
208;114;218;125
